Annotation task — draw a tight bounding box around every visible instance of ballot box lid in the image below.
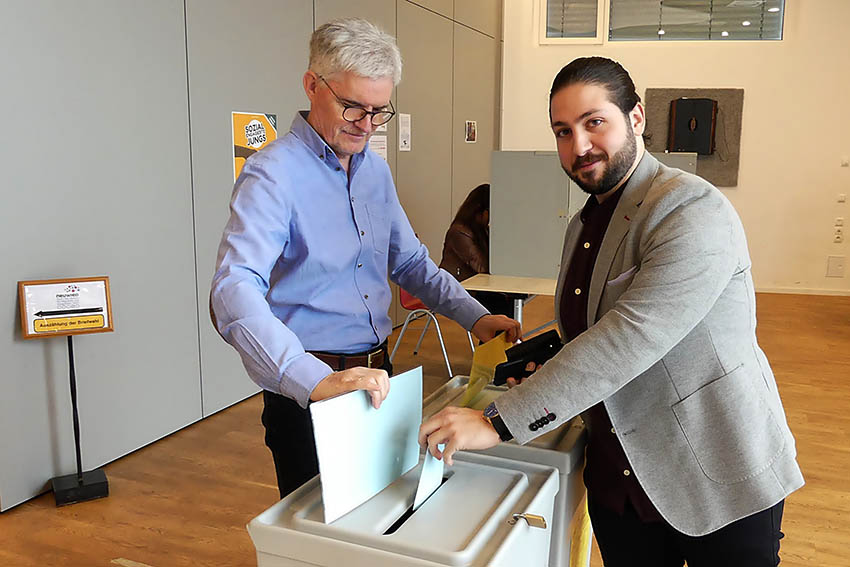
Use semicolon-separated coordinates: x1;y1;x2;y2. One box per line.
247;452;559;566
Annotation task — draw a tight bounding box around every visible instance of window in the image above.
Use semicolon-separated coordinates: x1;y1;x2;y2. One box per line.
541;0;785;43
541;0;606;44
609;0;785;41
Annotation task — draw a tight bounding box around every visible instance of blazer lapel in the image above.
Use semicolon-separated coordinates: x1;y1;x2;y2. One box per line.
554;213;583;333
586;152;659;327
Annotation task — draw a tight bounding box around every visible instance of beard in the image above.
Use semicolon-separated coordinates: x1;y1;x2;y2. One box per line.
330;128;371;157
563;132;637;196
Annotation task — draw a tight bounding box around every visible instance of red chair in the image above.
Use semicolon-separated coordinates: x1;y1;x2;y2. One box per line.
390;288;473;377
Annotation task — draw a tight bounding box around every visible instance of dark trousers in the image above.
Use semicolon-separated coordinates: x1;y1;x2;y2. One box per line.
588;494;785;567
261;355;393;499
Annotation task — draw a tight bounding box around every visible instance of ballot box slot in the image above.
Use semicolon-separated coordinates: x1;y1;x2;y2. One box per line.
383;473;453;535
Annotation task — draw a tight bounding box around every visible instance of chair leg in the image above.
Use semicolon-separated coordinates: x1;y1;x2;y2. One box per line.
413;316;431;355
392;309;454;376
390;312;418;363
467;331;475;353
427;312;453;377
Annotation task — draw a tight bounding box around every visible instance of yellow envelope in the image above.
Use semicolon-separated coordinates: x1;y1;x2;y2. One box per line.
460;333;510;407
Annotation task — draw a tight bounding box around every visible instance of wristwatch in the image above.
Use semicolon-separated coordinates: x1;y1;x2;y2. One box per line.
483;402;513;442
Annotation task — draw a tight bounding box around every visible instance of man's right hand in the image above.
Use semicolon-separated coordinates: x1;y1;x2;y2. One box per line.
310;367;390;409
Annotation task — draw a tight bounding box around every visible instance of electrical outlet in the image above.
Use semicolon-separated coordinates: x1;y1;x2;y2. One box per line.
826;256;845;278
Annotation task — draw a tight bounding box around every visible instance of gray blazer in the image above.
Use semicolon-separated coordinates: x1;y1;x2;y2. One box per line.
496;152;803;536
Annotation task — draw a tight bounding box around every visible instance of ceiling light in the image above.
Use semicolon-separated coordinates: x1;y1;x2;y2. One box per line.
721;31;729;37
742;20;752;26
768;7;780;12
658;29;665;35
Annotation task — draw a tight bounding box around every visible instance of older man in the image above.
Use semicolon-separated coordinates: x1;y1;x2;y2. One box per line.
420;57;802;566
211;18;519;498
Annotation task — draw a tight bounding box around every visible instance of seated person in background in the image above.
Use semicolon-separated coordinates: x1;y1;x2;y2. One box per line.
439;184;513;317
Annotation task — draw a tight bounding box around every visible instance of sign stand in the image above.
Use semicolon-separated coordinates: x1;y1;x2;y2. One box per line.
50;335;109;506
18;277;114;506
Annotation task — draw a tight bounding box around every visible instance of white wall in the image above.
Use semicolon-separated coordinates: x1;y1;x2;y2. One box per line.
501;0;850;294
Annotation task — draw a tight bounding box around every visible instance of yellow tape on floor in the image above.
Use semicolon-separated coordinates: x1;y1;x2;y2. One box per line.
569;493;593;567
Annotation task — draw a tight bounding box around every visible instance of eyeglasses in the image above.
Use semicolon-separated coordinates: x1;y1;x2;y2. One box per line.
319;75;396;127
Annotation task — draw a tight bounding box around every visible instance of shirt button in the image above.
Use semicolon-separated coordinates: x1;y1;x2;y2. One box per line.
319;154;324;159
574;288;581;295
361;230;365;236
583;242;590;249
610;427;616;434
364;294;369;299
357;263;363;268
623;469;631;477
351;197;355;202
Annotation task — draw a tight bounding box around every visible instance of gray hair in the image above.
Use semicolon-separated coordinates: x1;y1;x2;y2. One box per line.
309;18;402;85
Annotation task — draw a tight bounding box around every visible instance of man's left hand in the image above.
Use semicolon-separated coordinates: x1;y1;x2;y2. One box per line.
418;407;500;466
471;314;521;343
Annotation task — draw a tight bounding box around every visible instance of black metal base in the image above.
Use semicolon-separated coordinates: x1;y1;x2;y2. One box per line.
51;468;109;507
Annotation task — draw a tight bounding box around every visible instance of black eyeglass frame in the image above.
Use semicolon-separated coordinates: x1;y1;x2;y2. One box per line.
318;75;396;127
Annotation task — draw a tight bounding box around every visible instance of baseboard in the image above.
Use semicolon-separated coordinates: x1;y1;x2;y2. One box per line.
756;287;850;297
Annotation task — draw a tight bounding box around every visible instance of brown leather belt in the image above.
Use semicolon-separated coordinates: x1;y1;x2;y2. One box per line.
310;342;387;371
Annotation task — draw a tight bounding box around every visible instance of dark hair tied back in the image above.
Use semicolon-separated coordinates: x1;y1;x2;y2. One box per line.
549;57;640;116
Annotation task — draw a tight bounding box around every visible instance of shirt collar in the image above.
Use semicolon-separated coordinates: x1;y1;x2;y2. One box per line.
580;178;629;223
289;111;368;170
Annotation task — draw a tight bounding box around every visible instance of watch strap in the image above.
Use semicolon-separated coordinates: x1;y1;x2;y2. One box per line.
483;402;513;442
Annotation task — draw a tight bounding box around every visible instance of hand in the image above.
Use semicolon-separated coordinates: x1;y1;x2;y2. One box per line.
418;407;500;466
310;367;390;409
506;361;542;388
471;314;521;343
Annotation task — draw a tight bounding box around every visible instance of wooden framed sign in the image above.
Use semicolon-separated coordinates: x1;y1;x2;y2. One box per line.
18;276;113;339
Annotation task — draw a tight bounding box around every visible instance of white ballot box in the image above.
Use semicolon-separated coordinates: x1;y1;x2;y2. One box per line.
422;376;588;567
248;451;559;567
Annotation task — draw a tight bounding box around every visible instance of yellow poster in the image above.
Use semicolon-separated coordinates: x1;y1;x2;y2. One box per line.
232;112;277;181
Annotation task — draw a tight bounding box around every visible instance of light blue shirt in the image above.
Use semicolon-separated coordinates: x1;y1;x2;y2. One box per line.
212;112;488;408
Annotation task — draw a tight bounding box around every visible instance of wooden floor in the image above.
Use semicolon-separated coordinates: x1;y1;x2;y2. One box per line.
1;293;848;567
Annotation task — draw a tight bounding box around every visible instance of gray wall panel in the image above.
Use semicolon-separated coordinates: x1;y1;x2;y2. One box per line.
0;0;505;511
451;23;498;218
409;0;453;18
454;0;501;38
185;0;313;416
396;1;454;265
0;1;200;510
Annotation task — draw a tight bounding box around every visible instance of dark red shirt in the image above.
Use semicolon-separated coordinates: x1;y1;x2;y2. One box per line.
559;183;664;522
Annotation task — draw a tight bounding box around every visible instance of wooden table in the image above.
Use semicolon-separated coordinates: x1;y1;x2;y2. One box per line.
461;274;557;330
